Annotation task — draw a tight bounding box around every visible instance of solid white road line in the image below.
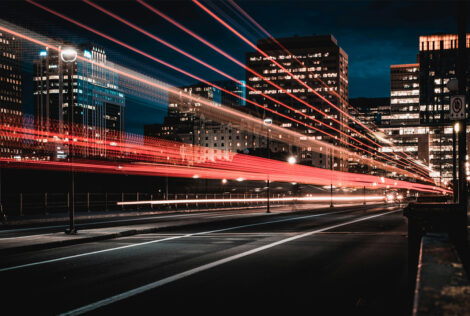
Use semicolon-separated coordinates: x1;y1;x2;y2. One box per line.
60;210;399;316
0;208;368;272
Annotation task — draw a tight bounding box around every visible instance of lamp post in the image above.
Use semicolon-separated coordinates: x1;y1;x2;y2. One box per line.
263;118;272;213
62;47;78;235
457;2;467;212
446;2;467;246
453;121;460;202
330;149;333;208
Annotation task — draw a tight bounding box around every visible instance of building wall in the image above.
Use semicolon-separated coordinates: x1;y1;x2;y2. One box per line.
0;31;22;158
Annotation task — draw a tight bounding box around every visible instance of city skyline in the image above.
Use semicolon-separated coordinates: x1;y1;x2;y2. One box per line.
0;0;465;101
1;2;468;315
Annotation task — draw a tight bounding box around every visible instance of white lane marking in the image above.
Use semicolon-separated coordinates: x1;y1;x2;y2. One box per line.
60;210;399;316
0;207;371;272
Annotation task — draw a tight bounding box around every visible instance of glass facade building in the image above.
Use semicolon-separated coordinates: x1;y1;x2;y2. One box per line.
33;44;125;159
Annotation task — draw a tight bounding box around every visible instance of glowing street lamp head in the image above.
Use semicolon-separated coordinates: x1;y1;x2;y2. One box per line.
263;118;272;126
236;177;244;182
287;156;296;165
454;122;461;133
192;174;199;179
221;178;227;184
61;48;77;63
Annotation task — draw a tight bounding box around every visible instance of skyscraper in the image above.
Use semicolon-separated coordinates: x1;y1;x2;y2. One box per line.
0;30;22;158
380;34;470;184
33;44;125;159
419;34;470;125
390;64;420;126
246;35;348;169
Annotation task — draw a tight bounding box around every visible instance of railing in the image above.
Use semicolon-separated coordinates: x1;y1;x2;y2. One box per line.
2;192;290;217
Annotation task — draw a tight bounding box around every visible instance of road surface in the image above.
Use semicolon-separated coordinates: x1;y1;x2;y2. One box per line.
1;205;410;315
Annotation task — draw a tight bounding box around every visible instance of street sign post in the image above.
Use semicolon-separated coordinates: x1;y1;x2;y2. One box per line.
450;95;466;120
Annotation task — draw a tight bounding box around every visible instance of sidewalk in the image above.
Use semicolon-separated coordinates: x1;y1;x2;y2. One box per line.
0;202;389;255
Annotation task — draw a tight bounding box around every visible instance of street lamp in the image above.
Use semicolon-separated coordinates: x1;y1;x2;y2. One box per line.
330;148;334;208
263;118;272;213
287;156;296;165
64;47;78;235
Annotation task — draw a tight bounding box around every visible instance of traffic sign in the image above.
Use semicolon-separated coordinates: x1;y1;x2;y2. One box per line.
450;95;466;120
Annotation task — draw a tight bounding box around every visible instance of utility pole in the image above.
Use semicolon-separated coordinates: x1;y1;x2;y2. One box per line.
330;149;333;208
453;124;458;202
363;185;366;206
63;48;77;235
457;1;467;212
264;118;272;213
267;126;271;213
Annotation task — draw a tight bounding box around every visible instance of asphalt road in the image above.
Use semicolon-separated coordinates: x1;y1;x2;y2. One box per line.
1;205;410;315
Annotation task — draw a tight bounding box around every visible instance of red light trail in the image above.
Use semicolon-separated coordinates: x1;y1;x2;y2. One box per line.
135;0;432;178
192;0;433;176
40;0;389;164
0;111;450;196
225;0;425;169
0;22;434;183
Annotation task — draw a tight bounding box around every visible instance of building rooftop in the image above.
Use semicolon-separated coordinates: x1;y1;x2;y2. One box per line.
257;34;338;50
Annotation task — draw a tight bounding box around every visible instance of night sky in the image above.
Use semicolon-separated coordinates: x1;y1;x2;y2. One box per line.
0;0;466;133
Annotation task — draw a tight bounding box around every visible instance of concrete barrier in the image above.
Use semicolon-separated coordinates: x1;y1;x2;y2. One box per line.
413;233;470;315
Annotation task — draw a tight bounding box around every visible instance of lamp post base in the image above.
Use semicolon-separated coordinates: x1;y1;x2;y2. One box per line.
65;227;78;235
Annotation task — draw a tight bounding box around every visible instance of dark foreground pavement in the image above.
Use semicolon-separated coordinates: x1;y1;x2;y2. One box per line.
1;205;410;315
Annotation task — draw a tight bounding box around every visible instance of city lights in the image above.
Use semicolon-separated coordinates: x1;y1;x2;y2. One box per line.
0;1;467;314
117;195;387;206
60;48;77;62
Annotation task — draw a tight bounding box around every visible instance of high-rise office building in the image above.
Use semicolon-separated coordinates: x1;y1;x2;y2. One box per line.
416;34;470;183
33;44;125;159
380;34;470;184
390;64;420;126
0;31;22;158
419;34;470;125
246;35;348;169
